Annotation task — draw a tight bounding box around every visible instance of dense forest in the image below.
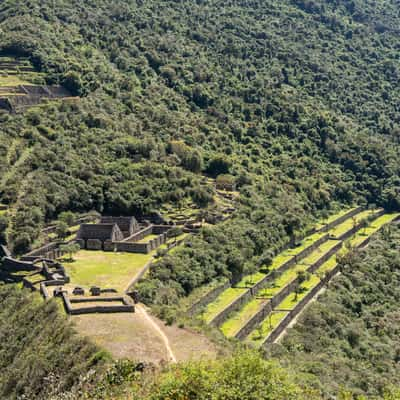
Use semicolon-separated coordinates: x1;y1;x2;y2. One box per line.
0;0;400;398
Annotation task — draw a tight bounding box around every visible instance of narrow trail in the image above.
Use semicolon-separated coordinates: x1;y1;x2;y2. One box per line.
136;304;177;363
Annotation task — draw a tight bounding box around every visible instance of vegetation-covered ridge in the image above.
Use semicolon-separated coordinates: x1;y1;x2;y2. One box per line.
0;0;399;256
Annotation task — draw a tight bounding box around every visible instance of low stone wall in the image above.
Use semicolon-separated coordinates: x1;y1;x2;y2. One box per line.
115;241;151;254
153;225;173;235
123;225;153;243
186;279;231;317
39;280;66;300
22;242;60;260
61;292;135;315
115;232;167;254
234;241;343;340
318;206;364;233
2;257;38;272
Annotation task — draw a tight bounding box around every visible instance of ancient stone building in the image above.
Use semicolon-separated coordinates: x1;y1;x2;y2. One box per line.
77;223;124;250
100;216;139;237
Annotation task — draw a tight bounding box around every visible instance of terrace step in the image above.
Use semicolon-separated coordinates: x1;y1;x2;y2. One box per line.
202;207;369;327
247;212;399;348
213;208;381;336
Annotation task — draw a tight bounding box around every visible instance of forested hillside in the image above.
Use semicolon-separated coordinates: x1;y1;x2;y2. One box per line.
1;0;400;398
0;0;399;255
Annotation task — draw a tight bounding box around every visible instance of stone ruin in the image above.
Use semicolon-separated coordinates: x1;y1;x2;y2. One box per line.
75;215;176;254
0;85;74;113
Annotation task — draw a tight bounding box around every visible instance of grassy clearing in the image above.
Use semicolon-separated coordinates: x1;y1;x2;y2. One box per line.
64;250;154;292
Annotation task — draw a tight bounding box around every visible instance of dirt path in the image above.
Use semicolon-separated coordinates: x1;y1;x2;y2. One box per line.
136;304;177;363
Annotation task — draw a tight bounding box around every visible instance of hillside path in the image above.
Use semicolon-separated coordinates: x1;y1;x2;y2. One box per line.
136;304;177;363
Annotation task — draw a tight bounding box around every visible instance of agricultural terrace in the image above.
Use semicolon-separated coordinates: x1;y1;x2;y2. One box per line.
202;208;362;325
328;209;379;238
245;212;400;347
314;207;358;231
220;240;339;337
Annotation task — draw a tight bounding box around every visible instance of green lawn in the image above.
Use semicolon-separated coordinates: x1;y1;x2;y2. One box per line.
64;250;154;292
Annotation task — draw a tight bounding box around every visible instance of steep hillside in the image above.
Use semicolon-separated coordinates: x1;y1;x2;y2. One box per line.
273;224;400;397
0;0;399;255
0;285;105;399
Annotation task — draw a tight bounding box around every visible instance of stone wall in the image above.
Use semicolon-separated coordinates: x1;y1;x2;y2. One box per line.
123;225;153;242
318;206;364;233
186;279;231;317
209;289;253;327
261;263;341;347
115;241;151;254
234;241;343;340
61;292;135;315
2;257;38;272
87;239;102;250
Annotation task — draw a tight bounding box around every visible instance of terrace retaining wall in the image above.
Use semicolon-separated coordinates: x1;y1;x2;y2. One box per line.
187;279;231;317
318;206;364;233
234;241;343;340
2;257;38;272
260;213;394;347
261;263;340;347
208;234;330;327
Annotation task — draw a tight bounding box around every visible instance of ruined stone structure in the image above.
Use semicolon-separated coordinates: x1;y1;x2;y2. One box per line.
100;216;140;237
114;224;173;254
77;223;124;250
0;85;74;113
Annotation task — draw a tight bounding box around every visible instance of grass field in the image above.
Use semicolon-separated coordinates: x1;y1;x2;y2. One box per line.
64;250;154;292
